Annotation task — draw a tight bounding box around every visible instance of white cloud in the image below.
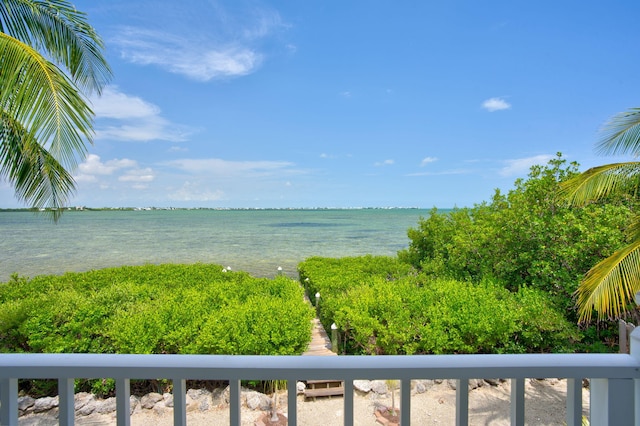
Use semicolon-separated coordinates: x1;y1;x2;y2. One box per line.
374;159;395;167
119;168;155;183
482;97;511;112
75;154;155;188
499;154;554;177
77;154;137;177
420;157;437;166
113;28;262;81
111;4;286;82
90;86;192;142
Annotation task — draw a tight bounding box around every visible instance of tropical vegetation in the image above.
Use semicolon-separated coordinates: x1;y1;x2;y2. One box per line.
562;108;640;322
299;256;579;355
398;154;637;329
0;0;111;219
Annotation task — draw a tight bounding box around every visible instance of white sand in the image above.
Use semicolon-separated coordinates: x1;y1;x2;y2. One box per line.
19;379;589;425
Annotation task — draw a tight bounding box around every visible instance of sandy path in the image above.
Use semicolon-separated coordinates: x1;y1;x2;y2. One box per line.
19;379;589;425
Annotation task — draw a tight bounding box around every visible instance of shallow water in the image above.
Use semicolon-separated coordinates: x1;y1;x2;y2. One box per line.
0;208;431;281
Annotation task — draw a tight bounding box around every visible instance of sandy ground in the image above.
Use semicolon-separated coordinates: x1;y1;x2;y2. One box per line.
19;379;589;425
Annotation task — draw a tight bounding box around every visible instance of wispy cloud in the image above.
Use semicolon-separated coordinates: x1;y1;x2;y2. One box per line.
111;5;286;81
374;159;395;167
420;157;438;166
499;154;554;177
482;97;511;112
90;86;192;142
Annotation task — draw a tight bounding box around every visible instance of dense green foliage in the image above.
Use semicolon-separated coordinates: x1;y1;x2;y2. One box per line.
299;256;578;354
0;264;313;355
398;155;636;323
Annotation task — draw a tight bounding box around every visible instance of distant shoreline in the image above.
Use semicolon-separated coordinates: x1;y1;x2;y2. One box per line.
0;206;431;213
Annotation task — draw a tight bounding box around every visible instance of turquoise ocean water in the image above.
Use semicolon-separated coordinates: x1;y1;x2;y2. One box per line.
0;208;431;282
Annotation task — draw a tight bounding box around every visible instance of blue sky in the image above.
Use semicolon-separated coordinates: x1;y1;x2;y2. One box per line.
3;1;640;209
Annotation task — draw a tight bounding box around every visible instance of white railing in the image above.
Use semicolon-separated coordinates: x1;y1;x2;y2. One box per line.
3;329;640;426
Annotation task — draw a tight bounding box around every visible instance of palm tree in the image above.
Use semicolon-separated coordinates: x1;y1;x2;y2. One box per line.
0;0;111;220
562;108;640;322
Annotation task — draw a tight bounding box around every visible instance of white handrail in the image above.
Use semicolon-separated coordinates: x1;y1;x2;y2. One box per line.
2;352;640;425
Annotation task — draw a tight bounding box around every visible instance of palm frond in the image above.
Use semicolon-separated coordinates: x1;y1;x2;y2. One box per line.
598;108;640;157
575;239;640;323
0;0;112;93
560;162;640;206
0;32;93;170
0;110;74;220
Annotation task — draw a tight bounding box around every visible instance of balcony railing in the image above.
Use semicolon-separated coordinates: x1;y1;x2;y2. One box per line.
3;329;640;426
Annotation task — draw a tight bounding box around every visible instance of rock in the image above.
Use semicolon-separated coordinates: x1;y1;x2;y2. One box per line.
32;396;59;413
75;393;98;416
296;381;306;394
484;378;501;387
245;391;271;411
413;380;433;394
130;395;140;415
211;387;226;405
353;380;372;393
469;379;484;390
434;379;444;384
140;392;163;409
163;392;173;407
447;379;457;390
187;388;212;411
95;397;117;414
153;400;168;415
74;392;94;408
370;380;389;395
18;395;35;413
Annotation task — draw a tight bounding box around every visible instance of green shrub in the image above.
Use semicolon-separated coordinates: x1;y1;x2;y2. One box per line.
298;257;579;354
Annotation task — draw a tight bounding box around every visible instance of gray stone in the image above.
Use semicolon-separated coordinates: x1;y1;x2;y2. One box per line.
353;380;372;393
32;396;59;413
296;381;306;394
245;391;271;411
130;396;140;415
413;380;430;394
73;392;94;411
484;378;501;386
140;392;163;409
163;392;173;407
18;395;35;412
95;397;117;414
370;380;388;395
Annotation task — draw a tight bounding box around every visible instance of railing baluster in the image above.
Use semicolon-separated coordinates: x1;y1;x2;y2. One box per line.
591;378;634;426
287;379;297;425
510;378;524;426
229;379;241;426
400;379;410;425
173;378;187;426
455;378;468;426
116;378;131;426
0;378;18;426
343;379;354;426
58;377;75;426
566;378;582;426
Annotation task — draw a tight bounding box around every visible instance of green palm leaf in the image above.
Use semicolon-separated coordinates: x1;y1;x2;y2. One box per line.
0;0;111;94
576;239;640;322
0;31;92;213
0;110;74;220
560;162;640;205
598;108;640;156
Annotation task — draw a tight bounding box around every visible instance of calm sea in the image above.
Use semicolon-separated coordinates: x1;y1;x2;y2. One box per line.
0;208;431;282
